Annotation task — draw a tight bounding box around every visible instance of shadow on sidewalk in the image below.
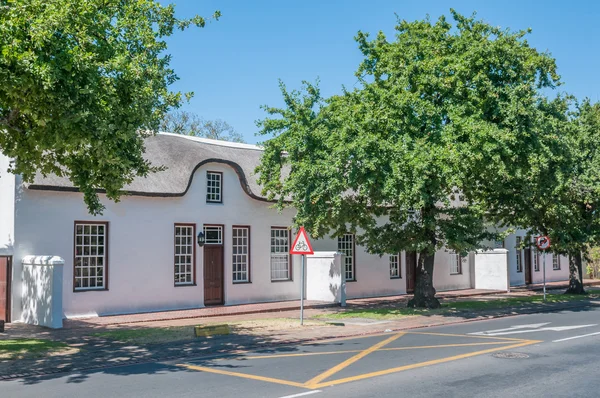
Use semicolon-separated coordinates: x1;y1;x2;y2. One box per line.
4;295;599;385
3;320;322;386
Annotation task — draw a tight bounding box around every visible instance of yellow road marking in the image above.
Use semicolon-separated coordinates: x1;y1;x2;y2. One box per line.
382;341;511;351
243;341;511;360
405;331;533;342
309;340;540;389
303;332;405;388
177;364;307;388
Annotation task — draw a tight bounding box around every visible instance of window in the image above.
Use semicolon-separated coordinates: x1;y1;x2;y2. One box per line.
450;252;462;275
204;225;223;244
516;236;523;272
390;254;401;278
338;234;355;281
74;222;107;291
232;226;250;283
494;240;504;249
206;171;222;203
553;255;561;270
533;247;540;272
270;227;290;281
174;224;195;285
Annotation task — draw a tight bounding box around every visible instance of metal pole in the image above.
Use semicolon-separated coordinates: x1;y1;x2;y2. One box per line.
300;254;305;325
543;252;547;302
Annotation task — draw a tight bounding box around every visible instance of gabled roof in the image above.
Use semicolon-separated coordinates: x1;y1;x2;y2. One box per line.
27;133;275;202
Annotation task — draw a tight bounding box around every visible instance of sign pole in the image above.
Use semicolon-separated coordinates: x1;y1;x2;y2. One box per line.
543;252;547;302
536;235;551;303
301;254;305;325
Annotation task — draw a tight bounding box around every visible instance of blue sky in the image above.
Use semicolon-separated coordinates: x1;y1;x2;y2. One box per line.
161;0;600;143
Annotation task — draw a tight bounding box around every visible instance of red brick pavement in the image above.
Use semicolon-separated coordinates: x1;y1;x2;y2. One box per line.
61;288;504;329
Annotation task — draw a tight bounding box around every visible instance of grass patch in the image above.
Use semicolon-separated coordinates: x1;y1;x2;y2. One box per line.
318;293;597;320
93;326;195;344
0;338;69;360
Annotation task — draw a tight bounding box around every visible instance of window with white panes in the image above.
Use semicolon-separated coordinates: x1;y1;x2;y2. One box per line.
204;225;223;245
390;254;401;278
270;228;290;281
553;255;561;270
338;234;355;281
232;226;250;282
494;240;504;249
74;222;107;290
174;224;195;285
206;171;222;203
533;247;540;271
450;252;461;274
516;236;523;272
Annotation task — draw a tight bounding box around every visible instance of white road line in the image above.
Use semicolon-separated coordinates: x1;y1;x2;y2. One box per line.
553;331;600;343
277;390;322;398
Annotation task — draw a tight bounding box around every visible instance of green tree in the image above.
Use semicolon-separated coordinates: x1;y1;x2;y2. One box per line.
256;11;561;308
494;100;600;294
160;111;245;143
0;0;220;214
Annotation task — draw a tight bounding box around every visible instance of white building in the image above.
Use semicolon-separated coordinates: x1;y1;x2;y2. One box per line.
0;133;568;325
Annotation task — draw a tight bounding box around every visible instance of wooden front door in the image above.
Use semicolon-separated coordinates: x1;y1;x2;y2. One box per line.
0;257;11;323
406;252;417;294
524;247;533;285
204;245;224;305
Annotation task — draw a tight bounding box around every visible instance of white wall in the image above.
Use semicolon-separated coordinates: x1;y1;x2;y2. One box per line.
0;153;15;256
11;160;488;319
13;163;303;318
306;252;345;304
473;249;509;291
21;256;64;328
503;229;569;286
531;252;570;284
311;237;407;299
433;249;473;291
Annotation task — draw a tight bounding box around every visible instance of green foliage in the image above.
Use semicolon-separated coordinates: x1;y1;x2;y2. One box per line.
160;110;245;143
0;0;220;214
256;10;560;260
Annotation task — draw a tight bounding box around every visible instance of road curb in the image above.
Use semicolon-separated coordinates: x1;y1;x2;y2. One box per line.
2;300;598;382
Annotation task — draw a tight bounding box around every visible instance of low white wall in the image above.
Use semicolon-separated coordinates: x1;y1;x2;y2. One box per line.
474;249;509;291
306;252;345;305
21;256;64;328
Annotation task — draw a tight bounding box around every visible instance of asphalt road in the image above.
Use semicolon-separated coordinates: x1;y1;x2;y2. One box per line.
4;306;600;398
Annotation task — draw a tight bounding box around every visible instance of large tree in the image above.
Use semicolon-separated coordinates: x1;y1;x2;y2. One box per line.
0;0;220;214
489;100;600;294
160;110;245;143
256;11;562;308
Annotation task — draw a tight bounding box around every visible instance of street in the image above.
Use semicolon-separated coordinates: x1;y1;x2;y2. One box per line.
4;306;600;398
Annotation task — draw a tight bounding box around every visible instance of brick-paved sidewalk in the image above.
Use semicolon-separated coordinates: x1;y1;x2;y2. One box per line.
2;288;599;381
57;288;503;328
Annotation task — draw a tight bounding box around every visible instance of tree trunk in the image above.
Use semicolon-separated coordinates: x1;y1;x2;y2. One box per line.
407;250;441;308
565;251;586;295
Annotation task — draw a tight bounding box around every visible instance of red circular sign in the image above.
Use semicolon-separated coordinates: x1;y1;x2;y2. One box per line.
536;236;551;250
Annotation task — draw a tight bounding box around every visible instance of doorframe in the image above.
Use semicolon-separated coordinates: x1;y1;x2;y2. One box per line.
406;252;417;294
0;256;11;323
203;224;225;306
524;247;533;285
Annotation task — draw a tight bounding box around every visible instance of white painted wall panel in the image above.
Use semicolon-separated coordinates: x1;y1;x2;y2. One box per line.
0;153;15;256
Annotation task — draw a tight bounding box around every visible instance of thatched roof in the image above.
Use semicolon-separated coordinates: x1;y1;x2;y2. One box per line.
27;133;276;202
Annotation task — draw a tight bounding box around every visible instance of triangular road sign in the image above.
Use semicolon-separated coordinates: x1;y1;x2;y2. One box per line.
290;226;314;255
